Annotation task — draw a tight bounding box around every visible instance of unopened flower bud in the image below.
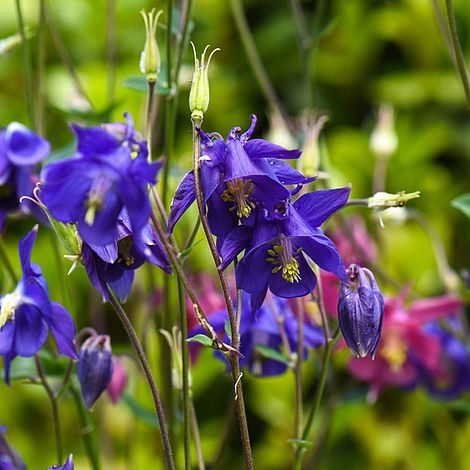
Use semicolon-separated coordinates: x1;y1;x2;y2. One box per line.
370;104;398;159
140;9;163;82
368;191;420;210
300;114;329;177
189;42;219;122
107;356;128;404
77;334;114;409
338;264;384;358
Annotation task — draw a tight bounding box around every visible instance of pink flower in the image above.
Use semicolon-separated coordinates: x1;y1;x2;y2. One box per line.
107;356;128;404
348;292;464;402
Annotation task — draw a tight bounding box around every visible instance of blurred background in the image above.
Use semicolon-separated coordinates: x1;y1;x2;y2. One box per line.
0;0;470;468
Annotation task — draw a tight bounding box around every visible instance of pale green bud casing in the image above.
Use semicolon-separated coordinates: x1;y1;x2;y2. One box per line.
189;42;220;122
140;9;163;82
370;104;398;160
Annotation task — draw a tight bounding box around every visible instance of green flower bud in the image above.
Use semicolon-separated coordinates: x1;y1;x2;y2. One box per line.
189;42;219;123
140;9;163;82
367;191;420;210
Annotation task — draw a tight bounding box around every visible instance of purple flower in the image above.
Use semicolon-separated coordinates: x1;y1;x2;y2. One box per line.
47;454;74;470
221;187;350;310
77;334;113;409
41;114;159;246
338;264;384;358
189;293;324;376
82;213;170;302
0;426;25;470
0;122;50;226
168;114;311;240
0;226;77;383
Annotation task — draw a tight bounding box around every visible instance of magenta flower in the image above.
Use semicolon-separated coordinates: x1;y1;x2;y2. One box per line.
107;356;128;404
347;292;464;401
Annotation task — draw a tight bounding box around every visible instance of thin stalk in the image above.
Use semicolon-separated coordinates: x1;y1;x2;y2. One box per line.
37;0;46;135
44;1;92;108
192;119;253;469
162;0;175;208
190;401;205;470
106;0;116;106
293;298;304;451
0;236;19;285
14;0;35;128
107;288;175;470
431;0;457;65
289;0;312;108
70;384;101;470
229;0;292;133
48;230;72;311
294;329;339;469
183;218;201;252
178;278;192;469
310;0;328;106
35;355;62;464
445;0;470;110
372;155;390;194
146;80;156;162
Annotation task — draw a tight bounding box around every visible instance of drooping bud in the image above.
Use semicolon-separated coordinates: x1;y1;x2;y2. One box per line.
77;334;114;409
338;264;384;358
189;42;219;122
47;454;74;470
107;356;128;404
370;104;398;160
140;9;163;82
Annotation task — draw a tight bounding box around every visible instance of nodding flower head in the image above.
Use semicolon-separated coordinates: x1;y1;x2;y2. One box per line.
338;264;384;358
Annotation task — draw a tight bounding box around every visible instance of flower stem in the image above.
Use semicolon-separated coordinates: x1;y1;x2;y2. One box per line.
191;119;253;469
36;0;46;135
34;355;63;464
445;0;470;110
293;298;304;452
190;401;206;470
70;384;101;470
146;80;156;162
106;0;116;106
0;236;19;285
107;288;175;470
229;0;291;133
178;277;192;469
14;0;35;128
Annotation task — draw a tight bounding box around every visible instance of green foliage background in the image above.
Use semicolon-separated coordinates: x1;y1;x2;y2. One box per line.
0;0;469;468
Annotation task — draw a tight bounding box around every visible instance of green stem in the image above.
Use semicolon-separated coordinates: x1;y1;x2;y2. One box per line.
48;230;72;311
108;288;175;470
37;0;46;135
70;384;101;470
106;0;116;106
293;298;304;452
35;355;62;464
146;80;156;162
229;0;291;133
183;218;201;252
190;401;205;470
0;236;19;285
14;0;35;128
192;119;253;469
178;278;192;469
445;0;470;110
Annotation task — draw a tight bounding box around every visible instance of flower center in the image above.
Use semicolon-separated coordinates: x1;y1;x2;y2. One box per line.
0;292;21;329
117;236;135;267
266;237;301;283
221;178;255;218
84;175;114;226
380;335;407;372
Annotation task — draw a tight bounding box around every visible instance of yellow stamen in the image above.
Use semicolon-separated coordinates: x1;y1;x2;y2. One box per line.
0;292;20;328
221;178;255;218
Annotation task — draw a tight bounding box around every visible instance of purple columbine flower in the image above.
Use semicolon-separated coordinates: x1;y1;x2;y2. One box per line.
0;122;50;227
167;114;312;241
0;226;77;383
189;293;324;376
81;213;171;302
338;264;384;358
0;426;25;470
220;187;350;310
47;454;74;470
41;113;159;246
77;334;114;409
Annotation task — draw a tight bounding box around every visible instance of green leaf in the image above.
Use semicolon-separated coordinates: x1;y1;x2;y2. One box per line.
451;193;470;219
255;345;289;365
224;320;232;339
121;73;170;95
186;334;213;347
287;438;312;449
122;393;158;428
179;239;202;259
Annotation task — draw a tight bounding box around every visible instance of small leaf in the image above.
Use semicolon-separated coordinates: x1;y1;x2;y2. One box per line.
121;73;170;95
255;345;289;365
224;320;232;339
186;334;213;347
451;194;470;219
122;393;158;427
179;239;202;259
287;438;312;449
